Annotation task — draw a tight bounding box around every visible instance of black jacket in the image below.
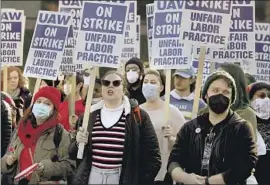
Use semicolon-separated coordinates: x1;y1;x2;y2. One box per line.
127;84;146;105
69;98;161;184
1;99;12;157
168;111;257;185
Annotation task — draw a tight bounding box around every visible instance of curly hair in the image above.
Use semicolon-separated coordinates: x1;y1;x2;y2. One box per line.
1;66;26;90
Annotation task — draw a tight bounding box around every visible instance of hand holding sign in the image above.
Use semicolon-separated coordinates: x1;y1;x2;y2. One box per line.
6;154;17;166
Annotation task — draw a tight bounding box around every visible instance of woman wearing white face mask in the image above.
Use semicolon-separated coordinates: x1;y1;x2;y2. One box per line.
1;86;75;185
140;69;186;184
247;82;270;185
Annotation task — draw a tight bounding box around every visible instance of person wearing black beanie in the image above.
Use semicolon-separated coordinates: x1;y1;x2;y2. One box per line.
124;57;146;104
167;71;257;184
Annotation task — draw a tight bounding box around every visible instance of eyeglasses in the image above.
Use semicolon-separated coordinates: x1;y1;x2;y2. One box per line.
101;80;122;87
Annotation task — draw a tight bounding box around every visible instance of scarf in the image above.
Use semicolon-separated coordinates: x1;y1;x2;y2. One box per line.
8;88;20;99
18;117;58;148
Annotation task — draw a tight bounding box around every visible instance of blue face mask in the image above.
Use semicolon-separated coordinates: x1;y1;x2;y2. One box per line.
32;103;52;121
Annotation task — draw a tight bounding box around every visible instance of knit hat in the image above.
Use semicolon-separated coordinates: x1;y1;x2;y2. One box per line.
125;57;144;73
33;86;61;110
247;82;270;100
202;71;237;105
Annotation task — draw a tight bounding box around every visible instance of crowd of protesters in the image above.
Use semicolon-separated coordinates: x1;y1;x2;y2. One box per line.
1;57;269;185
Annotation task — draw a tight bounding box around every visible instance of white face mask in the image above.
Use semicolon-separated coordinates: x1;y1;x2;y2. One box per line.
63;84;72;95
142;83;159;101
251;97;270;120
126;70;139;84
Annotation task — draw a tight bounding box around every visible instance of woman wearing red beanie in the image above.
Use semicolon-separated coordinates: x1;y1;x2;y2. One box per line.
1;86;75;185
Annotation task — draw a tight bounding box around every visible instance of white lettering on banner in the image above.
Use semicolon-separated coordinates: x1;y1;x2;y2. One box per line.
186;0;230;10
82;18;123;31
157;1;184;10
61;0;83;6
1;9;24;66
38;12;71;25
1;23;12;31
1;32;21;40
23;11;71;80
33;38;64;50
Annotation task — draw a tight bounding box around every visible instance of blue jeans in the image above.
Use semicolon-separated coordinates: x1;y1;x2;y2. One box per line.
88;166;121;184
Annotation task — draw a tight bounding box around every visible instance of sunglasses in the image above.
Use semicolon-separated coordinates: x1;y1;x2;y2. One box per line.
102;80;122;87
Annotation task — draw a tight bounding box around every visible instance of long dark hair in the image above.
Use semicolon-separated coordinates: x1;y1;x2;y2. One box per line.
220;63;250;110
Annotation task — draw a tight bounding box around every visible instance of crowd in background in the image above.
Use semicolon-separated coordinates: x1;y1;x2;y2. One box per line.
0;57;269;185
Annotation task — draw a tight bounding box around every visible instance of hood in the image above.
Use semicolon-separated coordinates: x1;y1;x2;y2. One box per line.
91;96;132;116
170;90;195;101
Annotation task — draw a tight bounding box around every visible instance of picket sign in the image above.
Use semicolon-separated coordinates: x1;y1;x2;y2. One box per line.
77;67;97;159
192;46;206;119
31;79;42;105
3;67;8;92
210;61;216;73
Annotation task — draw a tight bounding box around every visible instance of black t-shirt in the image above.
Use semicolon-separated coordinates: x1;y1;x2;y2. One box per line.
200;112;232;176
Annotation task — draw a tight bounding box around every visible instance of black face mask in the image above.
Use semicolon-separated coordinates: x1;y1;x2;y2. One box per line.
208;94;230;114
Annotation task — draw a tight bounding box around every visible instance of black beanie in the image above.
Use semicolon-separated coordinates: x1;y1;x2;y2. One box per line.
125;57;144;73
247;82;270;100
43;79;60;88
202;71;237;105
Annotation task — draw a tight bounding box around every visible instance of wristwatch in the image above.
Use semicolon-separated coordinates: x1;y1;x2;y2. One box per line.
205;177;210;185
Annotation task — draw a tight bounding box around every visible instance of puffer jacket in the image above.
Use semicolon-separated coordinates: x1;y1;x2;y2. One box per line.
1;124;76;184
69;96;161;184
1;99;12;157
168;111;257;184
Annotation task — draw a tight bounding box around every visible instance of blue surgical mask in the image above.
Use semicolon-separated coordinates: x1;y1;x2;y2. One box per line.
32;103;52;121
142;83;159;101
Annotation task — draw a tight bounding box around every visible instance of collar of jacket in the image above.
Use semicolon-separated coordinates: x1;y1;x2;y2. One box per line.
90;96;131;116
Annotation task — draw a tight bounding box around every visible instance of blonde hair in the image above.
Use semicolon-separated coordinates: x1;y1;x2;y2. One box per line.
102;70;129;95
144;69;163;85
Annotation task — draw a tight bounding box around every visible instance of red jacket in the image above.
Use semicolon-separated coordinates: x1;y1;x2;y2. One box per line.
59;100;85;131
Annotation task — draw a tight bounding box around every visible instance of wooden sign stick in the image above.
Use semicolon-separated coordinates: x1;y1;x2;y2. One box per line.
68;75;76;129
3;66;8;92
192;46;206;119
163;69;171;152
164;69;171;124
77;67;97;159
31;78;42;105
